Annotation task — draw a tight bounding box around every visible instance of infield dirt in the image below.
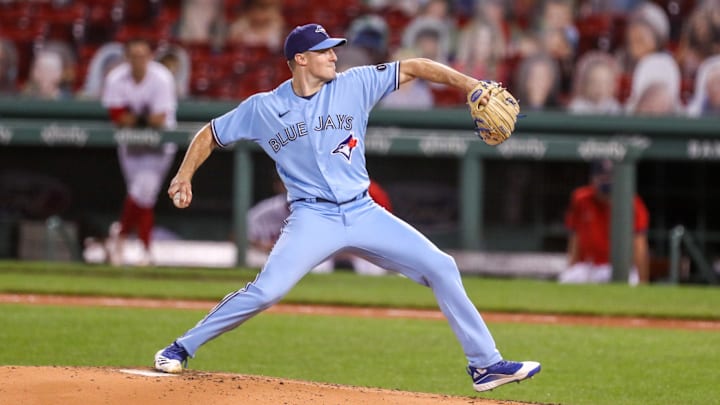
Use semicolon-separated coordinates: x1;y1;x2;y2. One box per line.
0;366;530;405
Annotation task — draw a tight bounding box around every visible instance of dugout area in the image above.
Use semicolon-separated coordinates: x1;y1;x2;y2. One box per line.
1;99;719;283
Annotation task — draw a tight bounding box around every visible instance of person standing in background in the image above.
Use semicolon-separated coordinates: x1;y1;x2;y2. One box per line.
101;38;178;266
561;159;650;285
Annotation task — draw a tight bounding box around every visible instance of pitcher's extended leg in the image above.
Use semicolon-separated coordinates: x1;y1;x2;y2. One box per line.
347;201;501;367
176;205;345;356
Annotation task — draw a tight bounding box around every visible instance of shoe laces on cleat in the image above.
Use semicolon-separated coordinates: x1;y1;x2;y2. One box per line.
163;341;188;363
467;360;522;380
485;360;523;374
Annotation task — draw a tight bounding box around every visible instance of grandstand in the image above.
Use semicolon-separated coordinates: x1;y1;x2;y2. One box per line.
0;0;704;104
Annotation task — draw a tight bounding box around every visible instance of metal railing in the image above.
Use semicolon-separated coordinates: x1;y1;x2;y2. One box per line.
668;225;718;284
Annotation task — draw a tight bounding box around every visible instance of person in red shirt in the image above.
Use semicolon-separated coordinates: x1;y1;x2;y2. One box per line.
368;178;393;212
561;159;650;285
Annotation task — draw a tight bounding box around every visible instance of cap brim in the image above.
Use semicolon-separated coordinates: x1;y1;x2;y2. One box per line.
308;38;347;51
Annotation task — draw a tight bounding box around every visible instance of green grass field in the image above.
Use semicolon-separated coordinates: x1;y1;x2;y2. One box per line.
1;260;719;404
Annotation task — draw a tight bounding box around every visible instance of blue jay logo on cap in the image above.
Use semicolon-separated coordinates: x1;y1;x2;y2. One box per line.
315;25;327;34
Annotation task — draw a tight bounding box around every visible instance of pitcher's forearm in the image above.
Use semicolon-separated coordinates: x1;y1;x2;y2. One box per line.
176;124;216;181
399;58;478;93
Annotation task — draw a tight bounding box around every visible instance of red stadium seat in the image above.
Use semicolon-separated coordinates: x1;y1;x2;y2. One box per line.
431;86;465;107
156;5;180;29
575;12;630;54
576;13;614;53
383;7;412;50
190;75;212;98
275;58;291;82
224;0;244;19
36;3;89;45
0;23;47;85
617;73;632;104
0;1;33;28
163;0;183;8
118;0;161;25
184;42;215;63
226;44;274;64
114;23;172;46
680;77;694;105
207;78;239;100
608;14;628;53
84;1;124;45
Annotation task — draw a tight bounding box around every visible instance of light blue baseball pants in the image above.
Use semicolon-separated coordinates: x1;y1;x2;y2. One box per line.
175;195;502;368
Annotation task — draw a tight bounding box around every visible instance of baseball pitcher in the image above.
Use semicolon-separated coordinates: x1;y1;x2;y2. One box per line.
154;24;540;392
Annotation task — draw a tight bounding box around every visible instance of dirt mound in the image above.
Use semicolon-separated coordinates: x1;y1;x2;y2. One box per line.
0;366;529;405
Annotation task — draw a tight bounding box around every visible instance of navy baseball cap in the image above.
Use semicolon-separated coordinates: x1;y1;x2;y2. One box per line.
283;24;347;60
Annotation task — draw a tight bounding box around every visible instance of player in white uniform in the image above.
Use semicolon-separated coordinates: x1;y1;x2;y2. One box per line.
102;38;178;266
154;24;540;392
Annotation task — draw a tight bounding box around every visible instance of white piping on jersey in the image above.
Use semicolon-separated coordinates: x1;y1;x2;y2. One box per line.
210;119;225;148
394;61;400;91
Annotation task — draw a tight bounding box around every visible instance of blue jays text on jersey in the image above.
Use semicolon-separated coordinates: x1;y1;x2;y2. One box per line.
267;114;355;153
313;114;354;131
268;121;308;153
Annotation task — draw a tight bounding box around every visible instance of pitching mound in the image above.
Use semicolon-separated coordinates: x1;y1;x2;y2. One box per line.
0;366;530;405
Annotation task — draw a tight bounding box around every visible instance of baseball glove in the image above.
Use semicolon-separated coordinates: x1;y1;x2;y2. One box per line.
467;81;520;146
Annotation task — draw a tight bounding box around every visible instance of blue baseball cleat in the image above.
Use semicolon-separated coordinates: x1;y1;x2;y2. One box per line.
154;341;188;374
467;360;541;392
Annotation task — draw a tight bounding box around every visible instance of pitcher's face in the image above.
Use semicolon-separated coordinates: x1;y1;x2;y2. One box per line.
305;48;338;82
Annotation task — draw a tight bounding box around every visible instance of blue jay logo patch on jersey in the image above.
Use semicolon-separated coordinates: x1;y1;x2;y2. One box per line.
332;133;358;162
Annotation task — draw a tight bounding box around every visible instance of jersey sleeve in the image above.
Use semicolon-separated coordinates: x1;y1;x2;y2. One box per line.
210;97;257;148
340;62;400;110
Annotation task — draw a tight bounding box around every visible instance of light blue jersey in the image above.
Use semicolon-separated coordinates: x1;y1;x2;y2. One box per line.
156;23;541;387
171;61;502;372
211;62;400;203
